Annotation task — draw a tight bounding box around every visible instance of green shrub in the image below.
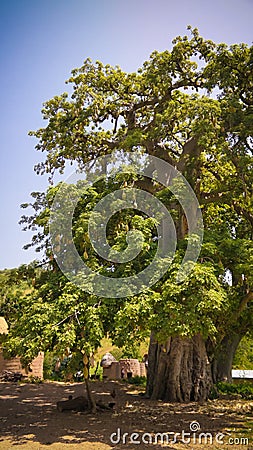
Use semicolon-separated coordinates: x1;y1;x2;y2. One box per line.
89;363;103;380
43;352;55;379
23;376;43;384
215;381;253;399
123;375;146;386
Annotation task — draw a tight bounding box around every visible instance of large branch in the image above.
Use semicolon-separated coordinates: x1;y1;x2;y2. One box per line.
177;136;202;173
131;77;202;116
234;291;253;322
151;144;176;166
200;192;231;205
238;291;253;314
232;202;253;227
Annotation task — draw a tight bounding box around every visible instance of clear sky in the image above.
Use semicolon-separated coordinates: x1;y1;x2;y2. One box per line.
0;0;252;270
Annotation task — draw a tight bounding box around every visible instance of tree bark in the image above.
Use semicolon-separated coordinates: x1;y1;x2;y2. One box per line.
83;352;97;413
146;332;212;402
85;378;97;413
212;332;243;383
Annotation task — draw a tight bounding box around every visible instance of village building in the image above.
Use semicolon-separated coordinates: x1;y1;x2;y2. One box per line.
0;317;44;379
101;352;146;380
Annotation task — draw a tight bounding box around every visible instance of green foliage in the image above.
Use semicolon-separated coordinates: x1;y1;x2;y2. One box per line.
233;335;253;370
22;376;43;384
43;351;85;381
215;381;253;400
123;375;147;387
110;348;123;361
89;364;103;381
43;352;56;380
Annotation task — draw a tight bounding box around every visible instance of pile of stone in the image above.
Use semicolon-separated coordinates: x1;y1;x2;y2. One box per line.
0;370;22;382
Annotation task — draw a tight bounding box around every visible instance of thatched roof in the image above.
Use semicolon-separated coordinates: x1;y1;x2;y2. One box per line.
0;317;8;334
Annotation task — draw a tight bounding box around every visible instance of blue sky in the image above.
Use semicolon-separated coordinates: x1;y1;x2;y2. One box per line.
0;0;253;270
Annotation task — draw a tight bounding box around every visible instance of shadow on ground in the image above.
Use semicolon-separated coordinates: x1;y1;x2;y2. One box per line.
0;381;252;449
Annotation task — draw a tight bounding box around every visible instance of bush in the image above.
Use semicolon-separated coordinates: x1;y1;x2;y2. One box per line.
123;375;146;386
43;351;84;381
43;352;56;380
23;376;43;384
89;363;103;380
215;381;253;400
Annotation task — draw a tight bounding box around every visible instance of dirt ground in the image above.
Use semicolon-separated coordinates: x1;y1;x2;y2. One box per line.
0;380;252;450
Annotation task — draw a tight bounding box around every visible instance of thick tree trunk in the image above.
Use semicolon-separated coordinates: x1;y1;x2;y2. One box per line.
146;332;212;402
212;333;243;383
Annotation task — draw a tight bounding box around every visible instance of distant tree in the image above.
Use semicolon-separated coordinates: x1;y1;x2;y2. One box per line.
0;264;37;323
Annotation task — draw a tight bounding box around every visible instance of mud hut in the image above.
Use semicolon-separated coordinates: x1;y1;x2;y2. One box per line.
0;317;44;379
101;353;146;380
